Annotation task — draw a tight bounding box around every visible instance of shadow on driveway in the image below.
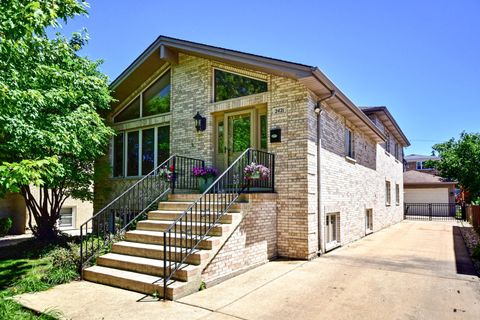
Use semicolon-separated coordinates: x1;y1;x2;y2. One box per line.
453;226;477;276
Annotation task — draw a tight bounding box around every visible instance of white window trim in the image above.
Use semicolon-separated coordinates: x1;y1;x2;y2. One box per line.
57;206;76;230
325;213;341;251
366;209;373;234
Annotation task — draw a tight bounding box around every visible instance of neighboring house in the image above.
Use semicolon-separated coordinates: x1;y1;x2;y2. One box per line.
0;188;93;235
404;154;440;174
85;36;410;299
404;170;456;204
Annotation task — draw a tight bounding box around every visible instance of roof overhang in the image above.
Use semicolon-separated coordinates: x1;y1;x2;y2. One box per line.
361;106;410;147
111;36;386;142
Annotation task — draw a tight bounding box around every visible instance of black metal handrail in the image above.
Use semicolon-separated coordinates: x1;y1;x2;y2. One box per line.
80;155;205;269
162;148;275;298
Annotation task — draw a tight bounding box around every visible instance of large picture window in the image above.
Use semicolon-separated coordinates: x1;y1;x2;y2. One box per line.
113;70;171;123
113;125;170;177
214;69;267;102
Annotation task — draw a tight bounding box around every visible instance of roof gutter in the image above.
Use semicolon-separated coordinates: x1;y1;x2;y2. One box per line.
316;90;336;255
310;69;386;142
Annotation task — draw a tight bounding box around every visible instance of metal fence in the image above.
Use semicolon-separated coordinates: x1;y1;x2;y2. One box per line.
404;203;460;221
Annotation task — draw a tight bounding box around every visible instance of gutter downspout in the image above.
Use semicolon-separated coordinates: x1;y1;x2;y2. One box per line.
316;90;336;255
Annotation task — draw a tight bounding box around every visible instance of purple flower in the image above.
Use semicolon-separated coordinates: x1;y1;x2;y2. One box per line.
244;162;270;180
192;166;219;178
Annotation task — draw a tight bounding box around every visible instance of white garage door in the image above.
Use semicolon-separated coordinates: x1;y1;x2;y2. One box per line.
404;188;449;203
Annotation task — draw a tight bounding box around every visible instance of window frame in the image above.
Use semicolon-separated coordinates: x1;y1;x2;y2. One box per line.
112;124;170;178
212;67;268;103
112;68;171;124
385;131;391;153
385;180;391;206
366;209;373;234
57;207;76;230
345;127;355;159
395;184;400;206
325;212;340;251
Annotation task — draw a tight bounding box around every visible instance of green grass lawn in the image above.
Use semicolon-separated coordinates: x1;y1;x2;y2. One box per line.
0;237;80;319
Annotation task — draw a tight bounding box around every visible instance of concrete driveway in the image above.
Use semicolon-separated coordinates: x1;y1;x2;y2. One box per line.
16;220;480;320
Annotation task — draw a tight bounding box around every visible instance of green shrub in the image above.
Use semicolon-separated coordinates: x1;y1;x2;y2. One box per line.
0;217;13;236
472;244;480;260
42;242;81;285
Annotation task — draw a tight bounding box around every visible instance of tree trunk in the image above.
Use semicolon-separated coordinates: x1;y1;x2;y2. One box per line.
21;185;67;240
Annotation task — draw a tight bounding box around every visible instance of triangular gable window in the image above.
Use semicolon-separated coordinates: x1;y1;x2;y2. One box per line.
114;70;171;123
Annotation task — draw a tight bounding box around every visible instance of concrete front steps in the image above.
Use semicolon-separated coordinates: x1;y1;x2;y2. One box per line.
83;193;244;300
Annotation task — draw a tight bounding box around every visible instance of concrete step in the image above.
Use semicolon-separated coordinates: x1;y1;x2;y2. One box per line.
158;201;242;211
83;265;186;300
96;253;198;282
124;230;221;250
136;220;229;236
111;241;209;265
148;210;238;223
167;193;248;202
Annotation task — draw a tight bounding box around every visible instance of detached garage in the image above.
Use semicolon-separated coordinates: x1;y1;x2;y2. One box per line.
403;171;456;204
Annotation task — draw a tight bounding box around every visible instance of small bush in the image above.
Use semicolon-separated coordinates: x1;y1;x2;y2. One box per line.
472;244;480;260
0;217;13;236
42;242;81;285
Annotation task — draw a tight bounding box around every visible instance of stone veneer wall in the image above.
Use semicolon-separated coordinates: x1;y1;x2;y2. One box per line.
201;193;277;286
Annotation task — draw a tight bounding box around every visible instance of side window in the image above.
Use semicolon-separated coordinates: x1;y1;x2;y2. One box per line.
385;181;391;206
345;128;355;158
395;184;400;205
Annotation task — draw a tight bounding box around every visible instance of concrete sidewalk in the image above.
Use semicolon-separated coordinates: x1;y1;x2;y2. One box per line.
15;221;480;320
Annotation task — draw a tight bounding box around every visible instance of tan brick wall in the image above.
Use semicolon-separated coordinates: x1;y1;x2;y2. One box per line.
202;193;277;286
314;105;404;247
105;52;405;261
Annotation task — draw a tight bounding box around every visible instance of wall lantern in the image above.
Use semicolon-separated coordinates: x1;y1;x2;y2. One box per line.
193;112;206;132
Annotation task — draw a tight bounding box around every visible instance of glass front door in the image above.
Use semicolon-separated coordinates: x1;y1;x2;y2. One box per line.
215;107;267;171
227;112;252;165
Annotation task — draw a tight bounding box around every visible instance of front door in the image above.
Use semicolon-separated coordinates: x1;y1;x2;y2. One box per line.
215;109;256;171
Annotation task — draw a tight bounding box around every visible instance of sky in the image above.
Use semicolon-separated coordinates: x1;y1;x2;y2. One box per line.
56;0;480;155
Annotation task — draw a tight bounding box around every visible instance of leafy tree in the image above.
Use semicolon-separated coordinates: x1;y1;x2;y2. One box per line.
0;0;114;239
428;132;480;202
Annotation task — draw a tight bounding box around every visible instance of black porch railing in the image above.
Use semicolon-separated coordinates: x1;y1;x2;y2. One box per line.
162;148;275;298
79;155;205;269
404;203;460;221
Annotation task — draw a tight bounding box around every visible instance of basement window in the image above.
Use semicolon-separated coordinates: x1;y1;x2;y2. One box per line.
325;213;340;251
366;209;373;234
213;69;267;102
58;207;75;229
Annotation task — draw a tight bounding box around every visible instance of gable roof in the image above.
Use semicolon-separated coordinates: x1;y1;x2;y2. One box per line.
111;35;388;143
360;106;410;147
403;170;455;186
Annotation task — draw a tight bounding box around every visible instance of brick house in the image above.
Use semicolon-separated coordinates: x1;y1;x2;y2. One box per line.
404;154;440;174
83;36;410;299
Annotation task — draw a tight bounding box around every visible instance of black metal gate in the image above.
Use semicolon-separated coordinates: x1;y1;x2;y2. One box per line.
404;203;462;221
